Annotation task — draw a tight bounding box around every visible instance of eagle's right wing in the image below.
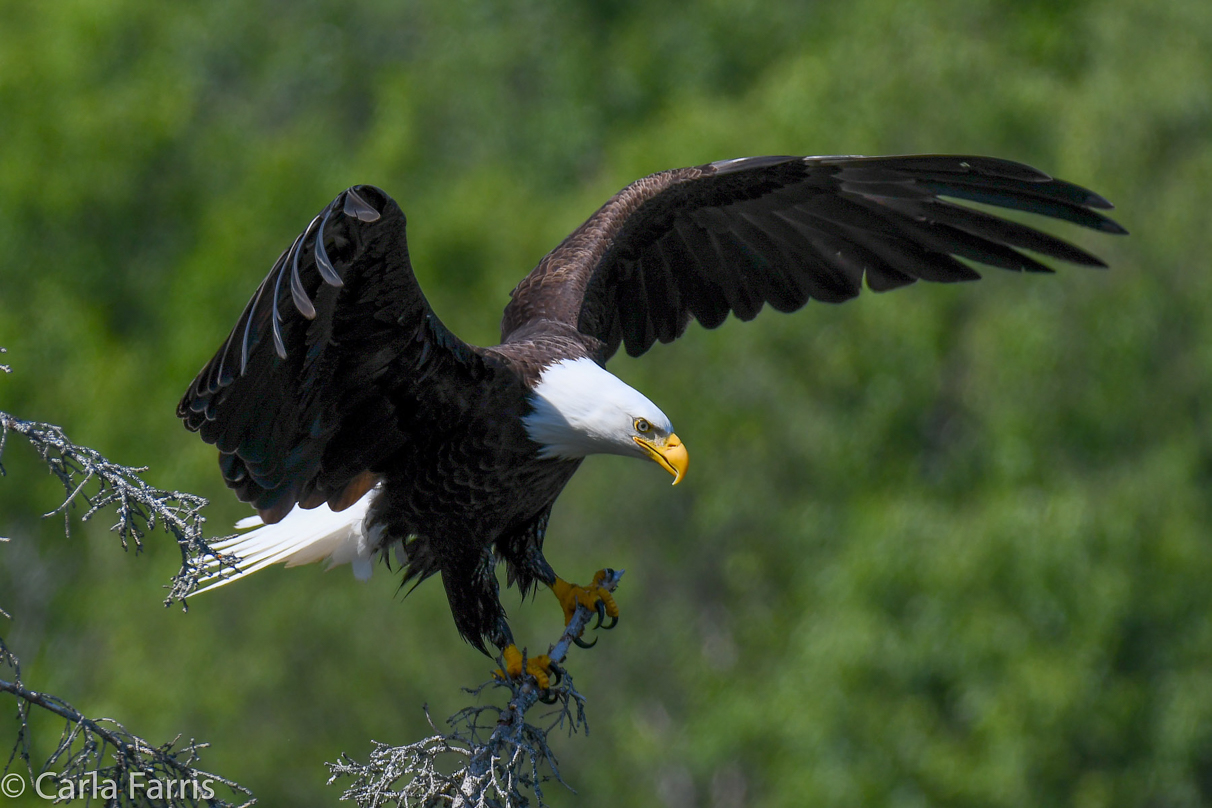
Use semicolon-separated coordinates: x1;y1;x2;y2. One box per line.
500;155;1125;361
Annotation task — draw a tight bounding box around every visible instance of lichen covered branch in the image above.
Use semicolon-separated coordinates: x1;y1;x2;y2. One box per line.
328;570;625;807
0;409;235;606
0;639;254;807
1;381;253;805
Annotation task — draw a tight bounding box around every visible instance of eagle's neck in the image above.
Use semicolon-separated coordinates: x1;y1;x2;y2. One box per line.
522;357;671;460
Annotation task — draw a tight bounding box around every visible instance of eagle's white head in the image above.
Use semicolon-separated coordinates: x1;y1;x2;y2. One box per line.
522;357;689;484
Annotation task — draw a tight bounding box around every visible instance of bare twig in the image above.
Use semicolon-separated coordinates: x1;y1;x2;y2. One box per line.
0;639;254;807
1;367;253;804
0;410;237;606
328;570;625;807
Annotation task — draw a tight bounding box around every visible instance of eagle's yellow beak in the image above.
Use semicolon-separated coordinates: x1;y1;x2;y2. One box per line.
634;433;688;485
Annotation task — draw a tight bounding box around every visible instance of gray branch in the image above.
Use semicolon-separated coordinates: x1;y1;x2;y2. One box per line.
328;570;625;807
1;640;253;807
1;376;253;805
0;410;237;607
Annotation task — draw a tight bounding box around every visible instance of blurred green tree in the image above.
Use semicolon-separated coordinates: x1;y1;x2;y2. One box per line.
2;0;1210;806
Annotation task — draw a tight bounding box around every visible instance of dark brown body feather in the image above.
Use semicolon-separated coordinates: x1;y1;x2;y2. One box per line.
179;156;1122;651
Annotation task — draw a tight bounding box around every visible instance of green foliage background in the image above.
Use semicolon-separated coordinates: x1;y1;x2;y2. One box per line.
1;0;1210;805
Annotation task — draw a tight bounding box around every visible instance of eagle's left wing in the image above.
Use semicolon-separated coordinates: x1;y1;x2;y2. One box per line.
180;186;497;524
500;155;1125;360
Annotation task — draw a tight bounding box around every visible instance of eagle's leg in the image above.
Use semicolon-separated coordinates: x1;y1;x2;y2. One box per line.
494;644;559;692
505;540;620;648
549;569;620;647
459;542;556;692
498;514;619;656
490;614;559;692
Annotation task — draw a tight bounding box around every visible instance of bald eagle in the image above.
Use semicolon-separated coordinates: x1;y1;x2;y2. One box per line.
179;154;1122;683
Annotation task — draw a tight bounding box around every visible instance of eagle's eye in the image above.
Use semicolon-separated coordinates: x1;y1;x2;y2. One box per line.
634;418;652;434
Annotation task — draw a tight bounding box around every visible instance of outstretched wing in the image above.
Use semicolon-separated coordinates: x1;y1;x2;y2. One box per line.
500;155;1125;359
179;185;494;523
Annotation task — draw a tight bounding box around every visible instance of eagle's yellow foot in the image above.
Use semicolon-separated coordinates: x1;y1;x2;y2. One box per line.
551;569;620;648
493;644;559;691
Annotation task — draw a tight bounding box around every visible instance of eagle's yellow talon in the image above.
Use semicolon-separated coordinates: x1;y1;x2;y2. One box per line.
550;569;620;631
493;644;555;690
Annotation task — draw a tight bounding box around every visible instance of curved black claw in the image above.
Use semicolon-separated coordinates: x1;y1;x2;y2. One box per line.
600;613;619;630
594;599;607;629
539;688;561;704
573;634;598;649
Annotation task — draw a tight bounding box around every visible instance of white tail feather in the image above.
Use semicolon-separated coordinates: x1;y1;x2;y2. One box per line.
194;488;380;595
